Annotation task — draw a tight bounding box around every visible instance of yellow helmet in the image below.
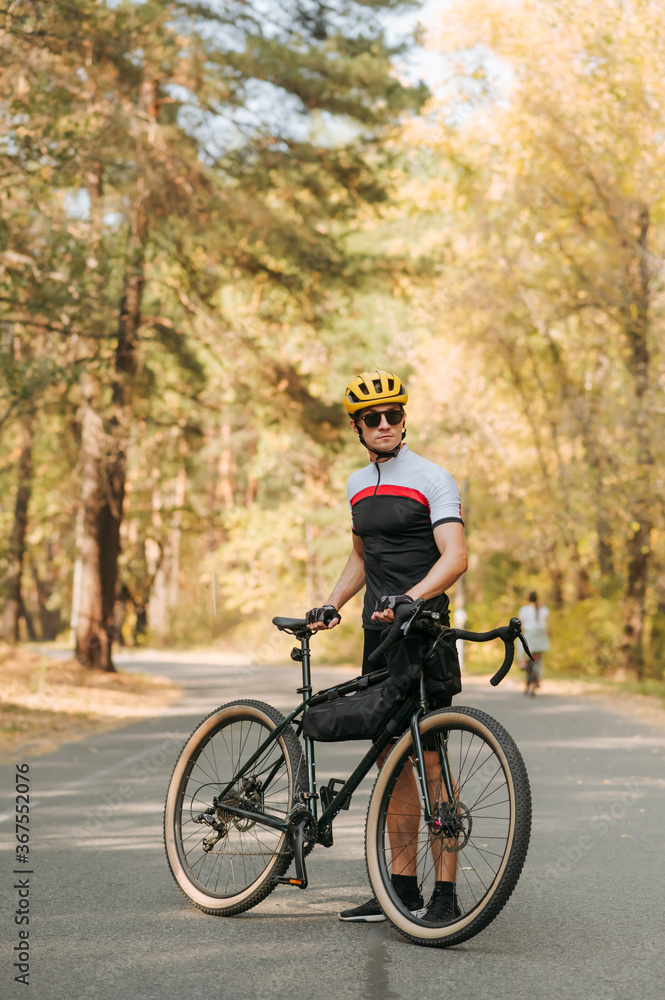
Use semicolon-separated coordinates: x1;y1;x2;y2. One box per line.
344;370;408;415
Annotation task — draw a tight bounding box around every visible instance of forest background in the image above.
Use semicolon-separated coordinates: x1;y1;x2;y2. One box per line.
1;0;664;684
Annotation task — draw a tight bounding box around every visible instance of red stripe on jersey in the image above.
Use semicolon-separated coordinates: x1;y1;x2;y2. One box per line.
350;485;430;510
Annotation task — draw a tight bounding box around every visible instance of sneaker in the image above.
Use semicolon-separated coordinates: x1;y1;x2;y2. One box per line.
338;886;425;922
338;897;385;922
422;886;462;924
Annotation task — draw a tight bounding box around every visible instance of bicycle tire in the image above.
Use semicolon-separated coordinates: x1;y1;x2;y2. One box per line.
164;699;307;915
365;705;531;947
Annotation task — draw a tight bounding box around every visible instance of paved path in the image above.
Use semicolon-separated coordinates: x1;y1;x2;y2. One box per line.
1;652;664;1000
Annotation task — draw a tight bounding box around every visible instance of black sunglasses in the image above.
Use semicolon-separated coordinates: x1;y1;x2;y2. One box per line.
357;408;404;428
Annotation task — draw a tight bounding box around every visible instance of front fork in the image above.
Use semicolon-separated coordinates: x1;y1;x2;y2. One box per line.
409;698;456;825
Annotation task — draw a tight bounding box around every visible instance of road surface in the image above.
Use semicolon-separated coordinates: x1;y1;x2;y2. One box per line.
1;651;664;999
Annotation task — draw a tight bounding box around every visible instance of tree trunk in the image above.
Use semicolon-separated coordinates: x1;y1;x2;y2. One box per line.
579;399;615;582
75;379;112;668
0;415;34;642
145;532;167;639
167;463;186;610
31;554;62;640
217;419;234;510
648;560;665;679
597;520;614;581
547;551;565;609
75;79;152;668
146;479;167;639
98;193;145;653
575;563;591;601
619;206;653;679
18;597;37;641
621;518;650;678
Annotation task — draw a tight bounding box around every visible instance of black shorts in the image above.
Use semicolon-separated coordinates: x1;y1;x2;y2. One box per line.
361;629;388;675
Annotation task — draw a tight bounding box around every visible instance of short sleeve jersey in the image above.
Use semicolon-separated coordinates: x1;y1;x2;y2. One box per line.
346;445;464;629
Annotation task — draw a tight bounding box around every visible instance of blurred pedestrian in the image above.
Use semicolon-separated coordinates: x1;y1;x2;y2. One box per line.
518;591;550;697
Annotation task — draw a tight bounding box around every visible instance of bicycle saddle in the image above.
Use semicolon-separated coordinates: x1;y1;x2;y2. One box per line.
272;617;308;631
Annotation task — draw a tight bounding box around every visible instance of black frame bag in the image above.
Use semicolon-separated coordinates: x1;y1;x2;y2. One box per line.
301;672;404;743
301;623;461;743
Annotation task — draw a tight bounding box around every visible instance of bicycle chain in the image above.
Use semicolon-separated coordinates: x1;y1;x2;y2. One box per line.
207;850;290;857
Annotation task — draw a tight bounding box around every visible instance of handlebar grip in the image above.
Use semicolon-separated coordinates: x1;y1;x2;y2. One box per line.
453;627;504;644
453;619;522;686
367;600;423;665
489;641;515;687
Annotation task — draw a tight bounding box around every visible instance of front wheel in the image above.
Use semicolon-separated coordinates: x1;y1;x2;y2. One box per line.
365;705;531;947
164;699;307;915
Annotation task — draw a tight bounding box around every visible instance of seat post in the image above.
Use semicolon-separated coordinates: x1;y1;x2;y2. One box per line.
297;628;317;818
298;630;312;700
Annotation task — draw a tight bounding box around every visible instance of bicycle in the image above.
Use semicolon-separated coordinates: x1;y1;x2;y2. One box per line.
163;600;534;948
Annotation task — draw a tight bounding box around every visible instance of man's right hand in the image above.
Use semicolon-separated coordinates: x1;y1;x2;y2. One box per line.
305;605;341;630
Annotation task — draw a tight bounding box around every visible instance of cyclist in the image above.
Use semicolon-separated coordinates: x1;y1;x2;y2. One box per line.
306;370;467;923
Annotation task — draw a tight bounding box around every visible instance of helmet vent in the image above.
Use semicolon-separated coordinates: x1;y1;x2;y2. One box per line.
344;370;407;414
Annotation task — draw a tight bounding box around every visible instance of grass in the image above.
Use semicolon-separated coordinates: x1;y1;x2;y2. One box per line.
586;676;665;707
460;637;665;707
0;643;180;759
0;702;93;739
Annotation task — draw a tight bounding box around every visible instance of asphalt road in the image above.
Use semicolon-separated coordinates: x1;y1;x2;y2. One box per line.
2;650;664;1000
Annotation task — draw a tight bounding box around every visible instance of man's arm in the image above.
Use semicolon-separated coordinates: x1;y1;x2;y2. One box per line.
308;534;365;630
371;522;467;624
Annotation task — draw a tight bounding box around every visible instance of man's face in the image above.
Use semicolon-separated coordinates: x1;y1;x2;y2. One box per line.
350;404;406;454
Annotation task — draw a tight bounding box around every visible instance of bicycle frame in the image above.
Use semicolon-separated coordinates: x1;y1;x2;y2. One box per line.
166;605;532;935
211;628;453;845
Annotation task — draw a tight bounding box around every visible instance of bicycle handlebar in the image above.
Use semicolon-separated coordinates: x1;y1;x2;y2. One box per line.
367;599;533;687
454;619;532;686
366;600;422;667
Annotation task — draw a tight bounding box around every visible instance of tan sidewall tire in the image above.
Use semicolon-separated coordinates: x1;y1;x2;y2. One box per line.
365;708;519;943
164;701;301;914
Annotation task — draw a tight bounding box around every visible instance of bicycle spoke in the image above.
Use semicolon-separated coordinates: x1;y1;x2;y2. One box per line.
175;716;293;897
370;709;528;939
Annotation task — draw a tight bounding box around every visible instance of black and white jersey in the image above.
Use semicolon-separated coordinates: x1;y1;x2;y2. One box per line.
346;444;464;630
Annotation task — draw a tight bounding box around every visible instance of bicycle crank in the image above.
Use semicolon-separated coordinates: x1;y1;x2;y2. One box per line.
275;807;316;890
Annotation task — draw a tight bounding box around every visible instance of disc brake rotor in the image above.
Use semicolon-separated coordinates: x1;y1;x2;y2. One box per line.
432;800;472;853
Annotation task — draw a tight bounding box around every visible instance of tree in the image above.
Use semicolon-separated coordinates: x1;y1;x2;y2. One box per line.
1;0;428;666
404;0;665;675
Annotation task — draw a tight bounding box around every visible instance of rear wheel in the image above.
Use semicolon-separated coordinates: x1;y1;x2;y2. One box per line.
365;705;531;947
164;700;307;915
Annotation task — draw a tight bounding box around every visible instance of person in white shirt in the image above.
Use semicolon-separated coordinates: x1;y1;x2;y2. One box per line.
518;591;550;697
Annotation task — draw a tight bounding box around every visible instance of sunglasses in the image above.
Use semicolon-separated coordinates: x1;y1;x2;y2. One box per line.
357;408;404;428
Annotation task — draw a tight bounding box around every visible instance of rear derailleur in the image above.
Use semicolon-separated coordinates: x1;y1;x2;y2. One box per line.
193;776;263;853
